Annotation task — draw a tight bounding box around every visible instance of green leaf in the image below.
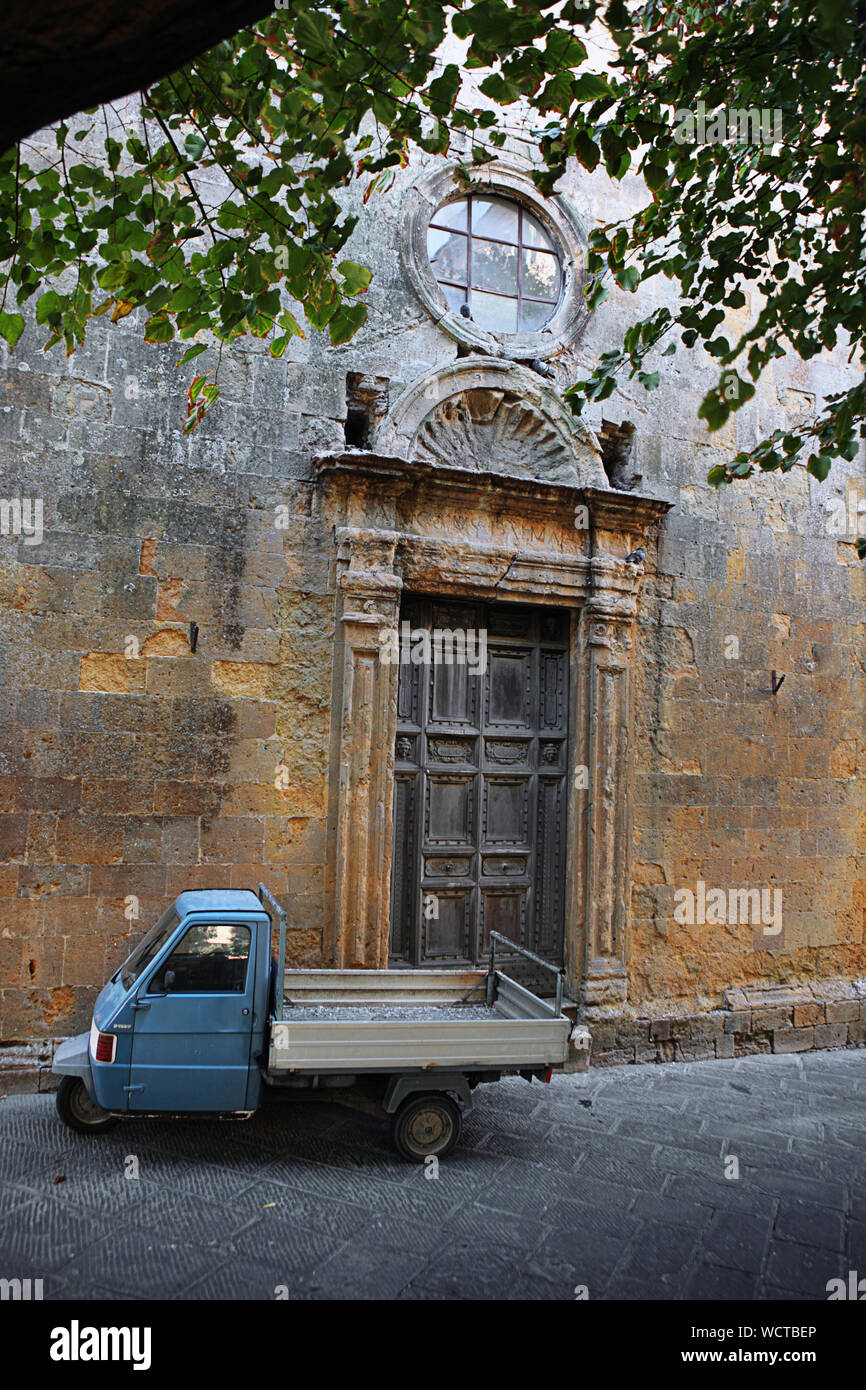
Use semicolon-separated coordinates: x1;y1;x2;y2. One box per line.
0;311;25;348
572;72;611;102
35;290;64;325
328;302;367;345
574;132;600;171
807;454;832;481
616;266;640;292
175;342;208;366
337;260;372;296
643;161;668;193
97;261;131;292
144;314;174;344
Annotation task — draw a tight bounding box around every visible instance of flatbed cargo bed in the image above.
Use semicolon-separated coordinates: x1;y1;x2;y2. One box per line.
268;965;574;1074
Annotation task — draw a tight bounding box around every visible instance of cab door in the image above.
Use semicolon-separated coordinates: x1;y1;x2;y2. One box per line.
127;918;255;1111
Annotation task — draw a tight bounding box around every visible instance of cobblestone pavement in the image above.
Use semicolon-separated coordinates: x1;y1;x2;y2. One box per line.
0;1050;864;1300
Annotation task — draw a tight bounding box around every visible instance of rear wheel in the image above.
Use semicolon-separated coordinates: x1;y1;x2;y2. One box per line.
56;1076;119;1135
392;1093;461;1162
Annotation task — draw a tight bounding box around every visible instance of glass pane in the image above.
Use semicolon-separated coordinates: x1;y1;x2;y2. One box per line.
427;228;467;285
522;210;556;251
441;283;467;313
470;289;518;333
430;198;468;232
522;248;561;302
519;298;556;332
151;921;251;994
471;238;518;295
120;906;180;989
471;196;519;244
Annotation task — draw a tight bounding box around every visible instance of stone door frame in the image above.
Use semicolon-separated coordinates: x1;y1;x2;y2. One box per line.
313;451;670;1013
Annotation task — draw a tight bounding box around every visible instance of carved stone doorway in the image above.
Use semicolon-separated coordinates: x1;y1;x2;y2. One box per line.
389;595;570;971
313;358;670;1012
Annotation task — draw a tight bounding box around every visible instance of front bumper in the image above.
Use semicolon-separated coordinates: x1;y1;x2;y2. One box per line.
52;1032;96;1099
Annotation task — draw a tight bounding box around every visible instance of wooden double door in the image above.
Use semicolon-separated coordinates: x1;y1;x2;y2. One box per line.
389;596;569;970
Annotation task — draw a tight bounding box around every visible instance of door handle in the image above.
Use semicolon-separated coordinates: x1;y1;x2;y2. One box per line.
242;1008;249;1016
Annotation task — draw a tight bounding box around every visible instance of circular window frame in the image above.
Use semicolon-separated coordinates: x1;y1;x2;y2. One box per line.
401;162;589;360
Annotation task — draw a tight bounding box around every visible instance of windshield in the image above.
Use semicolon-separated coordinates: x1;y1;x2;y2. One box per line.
119;905;181;990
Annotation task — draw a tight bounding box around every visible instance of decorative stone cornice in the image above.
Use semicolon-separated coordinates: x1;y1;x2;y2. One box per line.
315;451;671;539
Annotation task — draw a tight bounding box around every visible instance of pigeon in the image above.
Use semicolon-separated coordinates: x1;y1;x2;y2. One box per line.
526;357;556;379
624;547;646;564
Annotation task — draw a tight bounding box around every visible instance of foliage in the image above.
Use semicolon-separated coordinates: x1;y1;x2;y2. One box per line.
0;0;863;508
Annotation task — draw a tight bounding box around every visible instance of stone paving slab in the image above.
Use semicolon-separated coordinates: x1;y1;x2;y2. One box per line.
0;1050;864;1300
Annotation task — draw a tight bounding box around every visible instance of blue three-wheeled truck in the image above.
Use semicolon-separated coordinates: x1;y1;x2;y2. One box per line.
53;884;588;1160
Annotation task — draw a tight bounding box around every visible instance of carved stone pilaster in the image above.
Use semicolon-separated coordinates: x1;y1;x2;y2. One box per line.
332;528;402;967
580;563;640;1013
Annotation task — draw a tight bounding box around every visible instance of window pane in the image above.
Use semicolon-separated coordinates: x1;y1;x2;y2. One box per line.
430;198;468;232
522;248;561;302
120;906;180;990
441;283;467;314
471;197;519;244
427;228;467;285
151;921;251;994
522;211;556;252
471;238;518;296
519;299;556;332
470;289;518;333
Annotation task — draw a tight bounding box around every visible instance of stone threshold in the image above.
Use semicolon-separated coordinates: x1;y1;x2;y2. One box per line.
587;978;866;1066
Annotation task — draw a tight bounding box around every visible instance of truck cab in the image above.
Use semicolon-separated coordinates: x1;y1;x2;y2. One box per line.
53;889;274;1130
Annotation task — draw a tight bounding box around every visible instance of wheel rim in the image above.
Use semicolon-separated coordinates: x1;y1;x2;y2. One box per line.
403;1103;453;1157
68;1080;111;1126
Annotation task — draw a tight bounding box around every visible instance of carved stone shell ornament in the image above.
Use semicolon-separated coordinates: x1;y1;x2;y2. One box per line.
411;387;578;486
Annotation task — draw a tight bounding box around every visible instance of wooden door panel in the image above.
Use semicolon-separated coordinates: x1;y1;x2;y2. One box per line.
482;777;530;847
425;774;475;846
422;889;474;962
390;597;570;969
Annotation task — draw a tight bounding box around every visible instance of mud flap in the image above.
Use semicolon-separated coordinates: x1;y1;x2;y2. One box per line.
383;1072;473;1114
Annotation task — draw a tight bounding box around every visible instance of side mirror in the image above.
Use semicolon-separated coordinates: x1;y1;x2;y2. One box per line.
163;969;176;992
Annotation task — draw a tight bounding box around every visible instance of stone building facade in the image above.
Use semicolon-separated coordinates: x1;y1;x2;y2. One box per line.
0;110;864;1086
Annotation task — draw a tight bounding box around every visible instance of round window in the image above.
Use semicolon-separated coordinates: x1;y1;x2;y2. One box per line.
426;194;562;335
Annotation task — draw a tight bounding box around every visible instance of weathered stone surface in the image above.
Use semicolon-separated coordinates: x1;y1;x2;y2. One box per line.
813;1022;848;1050
773;1027;814;1054
0;132;863;1049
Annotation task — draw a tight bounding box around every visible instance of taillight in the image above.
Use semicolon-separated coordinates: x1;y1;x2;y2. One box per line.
94;1032;116;1063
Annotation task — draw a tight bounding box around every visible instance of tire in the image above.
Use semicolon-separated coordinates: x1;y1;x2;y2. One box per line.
55;1075;119;1135
392;1092;462;1162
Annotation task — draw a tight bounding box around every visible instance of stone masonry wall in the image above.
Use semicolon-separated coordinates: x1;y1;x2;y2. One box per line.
0;79;864;1061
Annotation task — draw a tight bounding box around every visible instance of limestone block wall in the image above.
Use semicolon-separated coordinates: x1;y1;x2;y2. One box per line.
0;108;863;1051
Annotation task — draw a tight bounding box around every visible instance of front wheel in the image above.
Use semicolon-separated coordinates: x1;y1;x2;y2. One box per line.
56;1075;119;1135
392;1093;462;1162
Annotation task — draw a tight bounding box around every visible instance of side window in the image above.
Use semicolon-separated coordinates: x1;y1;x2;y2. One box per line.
148;922;251;994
